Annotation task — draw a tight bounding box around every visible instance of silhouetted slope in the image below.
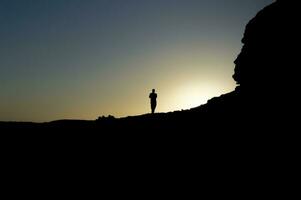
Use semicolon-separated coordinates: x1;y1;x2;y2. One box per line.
192;0;298;128
114;0;299;131
2;2;298;192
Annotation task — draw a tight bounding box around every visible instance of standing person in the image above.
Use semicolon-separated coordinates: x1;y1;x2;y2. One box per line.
149;89;157;114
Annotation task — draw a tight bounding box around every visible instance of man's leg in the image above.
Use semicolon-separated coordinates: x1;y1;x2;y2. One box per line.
152;103;156;114
151;103;155;114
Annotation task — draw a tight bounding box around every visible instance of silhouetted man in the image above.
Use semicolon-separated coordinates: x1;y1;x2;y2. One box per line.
149;89;157;114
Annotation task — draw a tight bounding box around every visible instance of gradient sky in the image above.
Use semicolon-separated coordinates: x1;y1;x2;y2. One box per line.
0;0;274;122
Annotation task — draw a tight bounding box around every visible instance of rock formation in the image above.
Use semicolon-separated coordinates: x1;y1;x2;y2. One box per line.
197;0;299;129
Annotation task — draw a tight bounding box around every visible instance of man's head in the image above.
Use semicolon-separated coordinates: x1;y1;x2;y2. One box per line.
152;89;155;93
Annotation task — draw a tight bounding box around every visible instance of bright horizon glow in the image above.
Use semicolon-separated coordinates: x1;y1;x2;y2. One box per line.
151;78;234;114
171;82;231;110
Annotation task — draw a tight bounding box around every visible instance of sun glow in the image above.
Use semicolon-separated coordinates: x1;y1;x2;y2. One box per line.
165;81;229;111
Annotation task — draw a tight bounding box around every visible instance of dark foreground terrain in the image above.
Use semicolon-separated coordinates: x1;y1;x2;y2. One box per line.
1;3;299;192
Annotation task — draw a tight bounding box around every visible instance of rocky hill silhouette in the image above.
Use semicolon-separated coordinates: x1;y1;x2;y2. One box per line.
1;0;298;133
2;1;299;191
